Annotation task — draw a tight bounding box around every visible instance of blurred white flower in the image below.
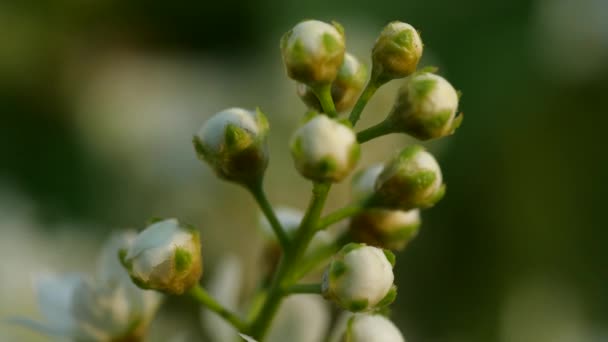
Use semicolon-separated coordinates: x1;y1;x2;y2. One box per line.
13;231;162;341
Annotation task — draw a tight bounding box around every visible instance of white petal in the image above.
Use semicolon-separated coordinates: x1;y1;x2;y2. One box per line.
267;294;330;342
33;272;82;335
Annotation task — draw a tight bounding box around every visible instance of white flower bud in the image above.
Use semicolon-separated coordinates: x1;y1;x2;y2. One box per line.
193;107;269;185
121;218;202;295
351;164;384;201
322;243;396;312
281;20;346;86
290;115;360;182
371;145;445;210
344;314;405;342
297;53;368;112
372;21;423;83
350;209;421;251
388;72;462;140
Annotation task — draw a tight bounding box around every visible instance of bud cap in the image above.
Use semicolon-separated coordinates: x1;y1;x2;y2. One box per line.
290;115;360;182
281;20;346;85
389;72;461;140
122;218;202;295
322;243;396;312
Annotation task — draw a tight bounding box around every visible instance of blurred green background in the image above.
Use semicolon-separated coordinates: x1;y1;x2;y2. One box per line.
1;0;607;341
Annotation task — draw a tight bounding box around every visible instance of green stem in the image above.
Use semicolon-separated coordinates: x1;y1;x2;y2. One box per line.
356;118;396;143
348;82;379;126
189;284;247;332
249;180;290;250
286;283;322;294
314;84;338;117
248;182;331;340
316;203;364;231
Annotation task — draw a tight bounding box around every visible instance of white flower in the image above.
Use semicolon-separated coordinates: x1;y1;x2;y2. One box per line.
122;218;202;295
345;314;405;342
290;115;360;182
281;20;346;85
372;21;423;82
193;107;269;185
15;231;162;341
372;145;445;210
389;72;462;140
322;243;396;312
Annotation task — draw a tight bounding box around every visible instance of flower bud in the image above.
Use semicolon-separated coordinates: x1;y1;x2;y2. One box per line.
290;115;360;182
281;20;346;86
193;107;269;185
344;314;405;342
297;53;368;112
371;145;445;210
388;72;462;140
121;218;202;295
351;164;384;201
350;208;421;251
322;243;396;312
372;21;423;83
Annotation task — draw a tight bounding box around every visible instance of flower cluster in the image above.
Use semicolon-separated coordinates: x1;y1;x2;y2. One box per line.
19;18;462;342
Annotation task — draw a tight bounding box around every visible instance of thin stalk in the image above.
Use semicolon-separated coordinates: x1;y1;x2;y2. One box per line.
285;283;322;294
189;285;247;332
291;231;351;281
249;180;290;250
248;182;331;340
356;118;396;143
314;84;338;118
316;203;364;231
349;82;379;126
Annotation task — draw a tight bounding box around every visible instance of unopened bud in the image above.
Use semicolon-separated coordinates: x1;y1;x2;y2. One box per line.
281;20;346;86
372;21;423;83
388;72;462;140
344;314;405;342
322;243;396;312
193;107;269;185
121;218;202;295
371;145;445;210
290;115;360;182
350;209;421;251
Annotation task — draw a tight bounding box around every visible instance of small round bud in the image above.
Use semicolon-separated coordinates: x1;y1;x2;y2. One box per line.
193;107;269;185
121;218;202;295
281;20;346;86
371;145;445;210
290;115;360;182
297;53;368;112
344;314;405;342
372;21;423;83
350;209;421;251
351;164;384;201
389;72;462;140
322;243;396;312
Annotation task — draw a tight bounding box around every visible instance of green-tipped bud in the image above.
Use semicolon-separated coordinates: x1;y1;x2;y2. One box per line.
343;314;405;342
281;20;346;86
322;243;396;312
297;53;368;112
120;218;202;295
388;72;462;140
193;107;269;186
372;21;423;83
290;115;360;182
350;209;421;251
371;145;445;210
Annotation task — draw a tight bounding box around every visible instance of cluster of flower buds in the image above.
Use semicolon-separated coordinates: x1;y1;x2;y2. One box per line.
322;243;397;312
120;218;203;295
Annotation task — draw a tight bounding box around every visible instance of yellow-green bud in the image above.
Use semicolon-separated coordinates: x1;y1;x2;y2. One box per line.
290;115;360;182
322;243;396;312
193;107;269;185
372;21;423;83
388;72;462;140
371;145;445;210
281;20;346;86
297;53;368;112
350;208;421;251
120;218;202;295
344;314;405;342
